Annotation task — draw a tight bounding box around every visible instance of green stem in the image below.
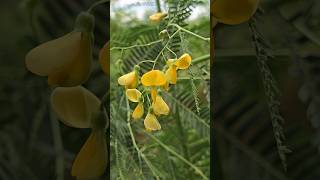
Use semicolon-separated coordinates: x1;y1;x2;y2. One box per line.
155;0;161;12
111;40;162;51
168;23;210;42
192;54;210;65
146;132;209;180
153;29;181;69
125;98;159;178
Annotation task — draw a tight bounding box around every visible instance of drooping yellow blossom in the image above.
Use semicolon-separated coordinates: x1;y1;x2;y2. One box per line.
152;95;169;116
149;12;167;23
71;129;107;179
165;59;177;84
211;0;259;25
50;86;107;179
132;103;144;120
126;89;144;120
175;53;192;69
141;70;166;102
118;71;138;89
51;86;100;128
144;112;161;131
25;12;94;87
99;41;109;76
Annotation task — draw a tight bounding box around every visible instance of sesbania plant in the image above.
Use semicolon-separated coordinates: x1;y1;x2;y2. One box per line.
110;0;210;179
25;0;109;179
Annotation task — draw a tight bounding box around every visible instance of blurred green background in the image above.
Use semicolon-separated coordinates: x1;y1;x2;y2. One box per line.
213;0;320;179
0;0;108;179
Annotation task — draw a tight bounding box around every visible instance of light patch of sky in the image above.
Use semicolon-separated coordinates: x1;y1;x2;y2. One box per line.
111;0;209;23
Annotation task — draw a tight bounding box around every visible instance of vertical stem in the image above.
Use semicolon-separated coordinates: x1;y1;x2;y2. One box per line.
155;0;161;12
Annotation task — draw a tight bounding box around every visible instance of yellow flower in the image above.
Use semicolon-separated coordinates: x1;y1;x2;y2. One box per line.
51;86;100;128
118;71;138;89
144;112;161;131
141;70;166;102
211;0;259;25
149;12;167;23
175;53;192;70
126;89;144;120
71;129;107;179
132;103;144;120
165;59;177;85
141;70;166;87
25;12;94;87
50;86;107;179
99;41;109;76
152;95;169;116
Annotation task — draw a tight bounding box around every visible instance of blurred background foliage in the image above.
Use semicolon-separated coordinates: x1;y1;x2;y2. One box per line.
0;0;108;179
214;0;320;179
110;0;210;179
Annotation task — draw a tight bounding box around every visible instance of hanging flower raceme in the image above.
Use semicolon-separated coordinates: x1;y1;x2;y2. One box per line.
99;41;109;76
141;70;167;102
118;65;139;89
25;12;95;87
165;53;192;88
126;89;144;120
51;86;107;179
149;12;167;23
211;0;259;25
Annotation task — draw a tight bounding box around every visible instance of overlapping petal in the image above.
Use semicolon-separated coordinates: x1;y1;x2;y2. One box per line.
152;95;170;116
26;32;92;87
175;53;192;70
118;71;138;89
141;70;166;87
51;86;100;128
132;103;144;120
126;89;142;102
144;113;161;131
71;129;107;179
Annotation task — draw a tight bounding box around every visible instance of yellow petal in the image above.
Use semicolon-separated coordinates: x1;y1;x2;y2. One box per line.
162;81;170;91
72;130;107;179
132;103;144;120
211;0;259;25
175;53;191;69
51;86;100;128
141;70;166;87
152;95;170;116
26;31;92;87
149;12;167;23
165;65;177;84
99;42;109;76
144;113;161;131
118;71;137;88
151;88;157;103
126;89;142;102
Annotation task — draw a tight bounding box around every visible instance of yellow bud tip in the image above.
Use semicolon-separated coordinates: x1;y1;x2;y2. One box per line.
149;12;167;23
118;71;138;89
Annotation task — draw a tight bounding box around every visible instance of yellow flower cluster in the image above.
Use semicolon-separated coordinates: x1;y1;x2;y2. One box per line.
25;11;109;179
118;53;192;131
211;0;259;25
